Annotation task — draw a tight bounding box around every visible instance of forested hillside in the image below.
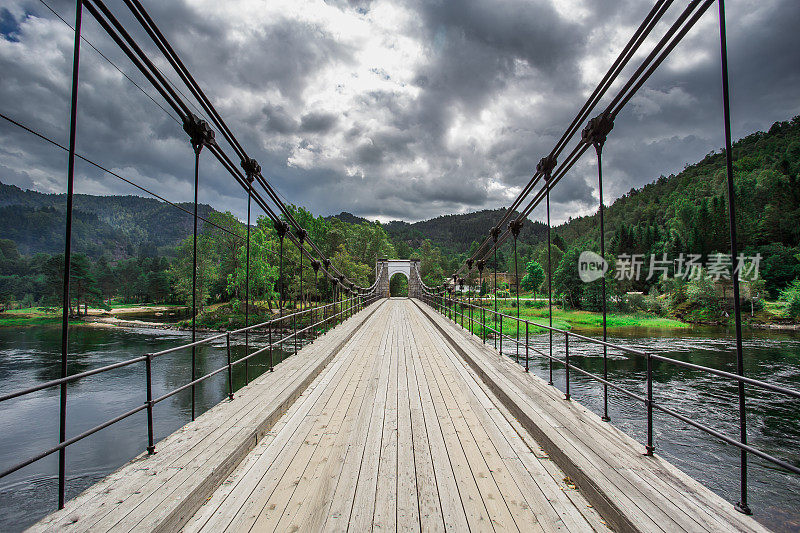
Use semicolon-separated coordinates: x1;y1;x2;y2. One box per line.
0;183;215;258
554;116;800;297
382;209;548;256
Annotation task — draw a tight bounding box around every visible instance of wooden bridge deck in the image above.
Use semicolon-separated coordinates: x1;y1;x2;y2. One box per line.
184;298;606;532
32;298;770;532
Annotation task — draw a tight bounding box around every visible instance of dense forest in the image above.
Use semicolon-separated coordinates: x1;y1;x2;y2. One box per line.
1;116;799;324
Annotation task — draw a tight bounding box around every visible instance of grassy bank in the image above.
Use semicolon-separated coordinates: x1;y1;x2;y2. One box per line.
442;300;689;338
0;304;184;327
0;308;83;327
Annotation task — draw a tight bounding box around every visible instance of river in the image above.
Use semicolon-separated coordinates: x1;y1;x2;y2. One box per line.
0;323;798;532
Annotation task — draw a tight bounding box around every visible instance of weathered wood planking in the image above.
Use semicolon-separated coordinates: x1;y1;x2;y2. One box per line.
413;299;771;533
28;300;385;533
185;299;606;532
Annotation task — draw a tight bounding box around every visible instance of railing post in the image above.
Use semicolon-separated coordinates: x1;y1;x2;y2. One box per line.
242;166;256;387
539;155;556;386
145;353;155;455
482;299;486;344
499;315;503;358
718;0;750;514
293;310;297;355
58;0;84;509
564;333;570;401
525;322;529;372
510;220;523;368
184;112;214;423
269;321;274;372
646;352;654;456
583;113;613;423
226;333;234;400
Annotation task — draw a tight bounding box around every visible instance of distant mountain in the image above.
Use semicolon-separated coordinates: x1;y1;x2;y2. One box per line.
384;209;549;254
326;211;370;225
0;183;216;258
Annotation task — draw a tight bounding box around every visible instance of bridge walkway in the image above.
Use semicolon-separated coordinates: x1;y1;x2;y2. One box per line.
184;298;606;532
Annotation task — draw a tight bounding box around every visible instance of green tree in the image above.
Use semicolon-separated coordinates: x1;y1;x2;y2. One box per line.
553;246;584;308
779;279;800;318
396;241;412;260
520;261;545;295
42;253;100;315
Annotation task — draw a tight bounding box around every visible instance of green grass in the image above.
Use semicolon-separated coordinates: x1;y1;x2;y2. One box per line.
0;315;81;327
442;301;689;338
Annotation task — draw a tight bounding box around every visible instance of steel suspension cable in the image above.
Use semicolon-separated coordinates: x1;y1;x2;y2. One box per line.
461;0;675;273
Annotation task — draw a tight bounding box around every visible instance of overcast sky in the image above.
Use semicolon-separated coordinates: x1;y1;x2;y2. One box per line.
1;0;798;225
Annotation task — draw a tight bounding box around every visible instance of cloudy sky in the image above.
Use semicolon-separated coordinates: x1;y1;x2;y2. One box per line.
1;0;798;225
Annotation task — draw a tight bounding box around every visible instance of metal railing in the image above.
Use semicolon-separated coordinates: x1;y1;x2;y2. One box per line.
420;288;800;511
0;290;380;496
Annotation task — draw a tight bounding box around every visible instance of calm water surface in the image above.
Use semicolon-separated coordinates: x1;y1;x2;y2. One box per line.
0;324;296;532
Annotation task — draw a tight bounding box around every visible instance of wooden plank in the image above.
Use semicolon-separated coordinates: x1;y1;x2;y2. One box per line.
246;317;370;532
413;319;493;531
406;317;470;532
288;317;388;532
270;313;384;531
434;326;605;533
321;305;393;532
402;318;445;533
410;306;523;533
200;303;388;533
373;308;399;531
347;307;393;530
396;315;420;532
411;305;602;533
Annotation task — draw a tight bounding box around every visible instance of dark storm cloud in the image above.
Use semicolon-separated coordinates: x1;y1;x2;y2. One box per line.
262;104;298;134
1;0;798;226
299;111;338;133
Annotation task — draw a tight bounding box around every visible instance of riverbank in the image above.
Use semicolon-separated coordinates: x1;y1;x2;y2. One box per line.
4;299;798;334
0;304;187;328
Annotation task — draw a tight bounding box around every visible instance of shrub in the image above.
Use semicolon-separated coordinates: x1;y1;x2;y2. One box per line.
623;292;647;312
686;276;720;312
645;286;669;315
523;299;546;309
780;280;800;318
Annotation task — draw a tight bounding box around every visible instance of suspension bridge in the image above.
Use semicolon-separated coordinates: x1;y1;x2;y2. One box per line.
1;0;798;531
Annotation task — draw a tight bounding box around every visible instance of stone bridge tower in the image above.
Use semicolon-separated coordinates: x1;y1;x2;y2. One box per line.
376;259;422;298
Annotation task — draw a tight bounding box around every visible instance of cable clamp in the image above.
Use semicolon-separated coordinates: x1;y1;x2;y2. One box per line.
273;219;289;237
581;112;614;149
240;158;260;183
182;113;215;153
536;155;557;180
